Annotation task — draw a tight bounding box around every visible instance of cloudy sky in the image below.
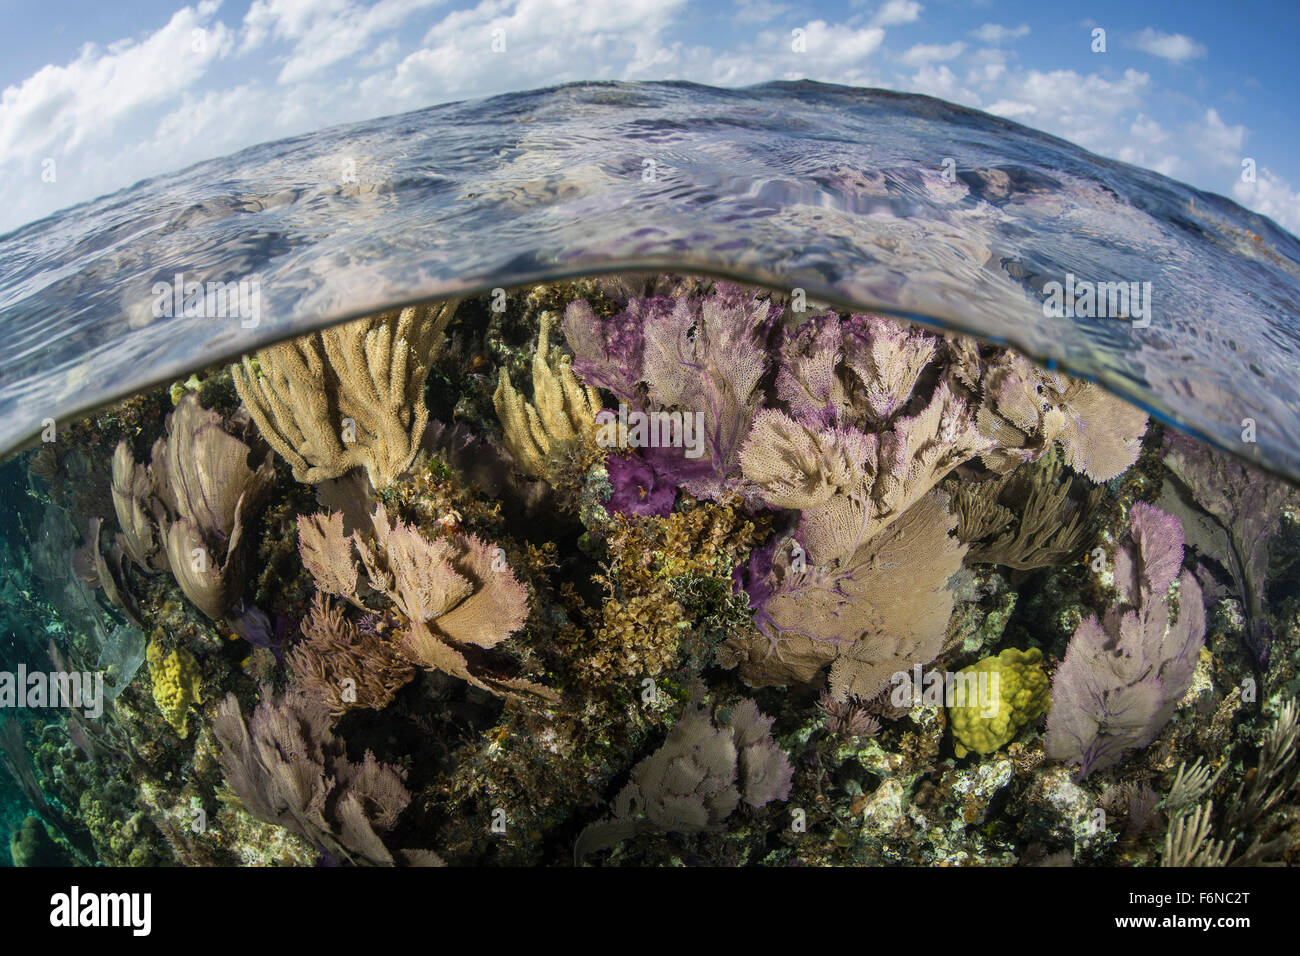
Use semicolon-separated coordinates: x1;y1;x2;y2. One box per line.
2;0;1298;236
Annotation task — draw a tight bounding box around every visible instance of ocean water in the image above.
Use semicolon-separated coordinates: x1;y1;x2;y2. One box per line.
1;80;1298;482
0;81;1296;868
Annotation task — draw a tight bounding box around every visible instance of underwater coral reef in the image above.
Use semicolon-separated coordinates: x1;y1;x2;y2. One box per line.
1;274;1297;868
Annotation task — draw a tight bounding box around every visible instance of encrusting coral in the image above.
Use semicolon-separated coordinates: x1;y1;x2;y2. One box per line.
146;636;203;738
493;310;601;480
572;497;766;685
232;302;457;491
948;647;1049;757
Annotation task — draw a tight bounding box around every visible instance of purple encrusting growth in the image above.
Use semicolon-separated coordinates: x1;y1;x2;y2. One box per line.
229;604;297;665
732;535;782;638
1046;502;1206;778
604;452;676;517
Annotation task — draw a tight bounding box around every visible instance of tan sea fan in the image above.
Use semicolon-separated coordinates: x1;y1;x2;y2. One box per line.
294;503;549;701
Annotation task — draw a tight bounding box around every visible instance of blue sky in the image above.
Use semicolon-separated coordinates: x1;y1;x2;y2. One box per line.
2;0;1298;236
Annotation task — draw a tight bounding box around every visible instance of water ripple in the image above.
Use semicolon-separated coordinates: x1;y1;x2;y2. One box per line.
1;79;1298;481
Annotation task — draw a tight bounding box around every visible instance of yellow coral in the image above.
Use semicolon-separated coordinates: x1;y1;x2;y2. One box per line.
948;647;1049;757
493;310;601;479
147;638;203;738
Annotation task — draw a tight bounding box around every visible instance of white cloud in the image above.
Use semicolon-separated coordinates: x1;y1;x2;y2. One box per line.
359;38;400;68
897;41;964;67
241;0;443;83
907;65;972;105
0;0;1294;245
870;0;921;28
790;19;886;64
981;68;1151;151
1114;114;1181;178
1133;28;1206;62
1234;167;1300;234
969;23;1029;43
984;98;1033;117
352;0;690;107
0;2;232;162
1195;107;1246;165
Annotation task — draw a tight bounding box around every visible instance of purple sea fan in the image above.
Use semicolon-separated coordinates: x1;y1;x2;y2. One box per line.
729;698;794;806
640;290;781;500
773;311;938;431
564;289;780;505
1045;502;1206;778
1158;430;1290;666
573;688;792;862
774;312;845;428
562;297;662;405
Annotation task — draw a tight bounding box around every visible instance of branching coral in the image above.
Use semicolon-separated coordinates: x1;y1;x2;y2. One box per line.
287;593;417;715
574;689;791;861
1222;698;1299;841
1159;701;1298;866
1162;801;1232;866
494;310;601;480
947;450;1102;570
111;394;275;620
1045;503;1205;777
232;302;456;491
